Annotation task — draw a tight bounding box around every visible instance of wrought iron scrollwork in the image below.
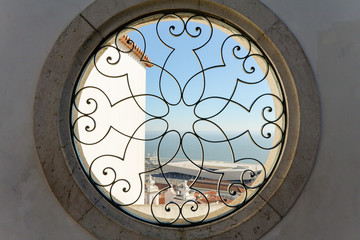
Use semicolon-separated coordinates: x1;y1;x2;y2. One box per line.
71;13;286;226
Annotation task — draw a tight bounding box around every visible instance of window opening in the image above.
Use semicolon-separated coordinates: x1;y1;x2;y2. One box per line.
71;12;286;226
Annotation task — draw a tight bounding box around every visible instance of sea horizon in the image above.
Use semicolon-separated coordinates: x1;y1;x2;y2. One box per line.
145;131;271;165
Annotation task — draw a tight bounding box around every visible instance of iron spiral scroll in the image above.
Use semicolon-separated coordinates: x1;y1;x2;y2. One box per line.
71;13;286;225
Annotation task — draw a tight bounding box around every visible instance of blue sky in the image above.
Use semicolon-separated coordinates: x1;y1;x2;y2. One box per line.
126;20;275;136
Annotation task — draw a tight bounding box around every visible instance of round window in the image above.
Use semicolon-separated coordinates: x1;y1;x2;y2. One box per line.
34;0;319;238
71;12;286;226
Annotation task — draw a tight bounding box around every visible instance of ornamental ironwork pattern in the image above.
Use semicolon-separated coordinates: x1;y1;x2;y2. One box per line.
71;13;286;226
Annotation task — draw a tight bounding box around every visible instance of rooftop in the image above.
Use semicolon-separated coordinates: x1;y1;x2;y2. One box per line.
119;35;153;67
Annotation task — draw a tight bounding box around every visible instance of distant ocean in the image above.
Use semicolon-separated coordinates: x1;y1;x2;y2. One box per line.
145;131;270;165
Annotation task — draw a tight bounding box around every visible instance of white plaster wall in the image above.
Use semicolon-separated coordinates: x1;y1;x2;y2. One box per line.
260;0;360;239
0;0;359;239
0;0;95;239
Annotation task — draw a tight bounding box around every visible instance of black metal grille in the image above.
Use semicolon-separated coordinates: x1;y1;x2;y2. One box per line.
71;13;286;226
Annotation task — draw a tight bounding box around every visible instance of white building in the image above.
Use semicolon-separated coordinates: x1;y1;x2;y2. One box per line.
72;34;151;205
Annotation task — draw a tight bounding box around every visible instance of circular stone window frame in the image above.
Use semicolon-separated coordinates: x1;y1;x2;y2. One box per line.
33;0;320;239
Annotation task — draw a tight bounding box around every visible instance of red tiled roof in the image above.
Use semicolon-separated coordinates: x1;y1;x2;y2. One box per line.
119;35;153;68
